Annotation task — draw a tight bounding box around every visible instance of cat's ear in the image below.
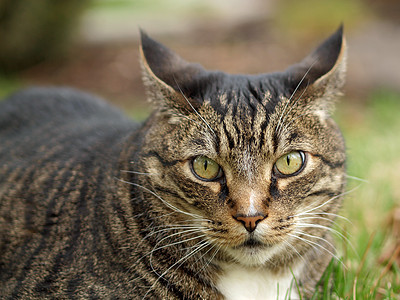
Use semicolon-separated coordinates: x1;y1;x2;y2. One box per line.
139;30;205;113
285;25;347;102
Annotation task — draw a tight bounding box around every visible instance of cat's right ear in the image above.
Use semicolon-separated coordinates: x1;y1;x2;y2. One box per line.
139;30;205;114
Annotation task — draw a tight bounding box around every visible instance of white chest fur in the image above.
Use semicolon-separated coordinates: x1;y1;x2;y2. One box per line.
216;263;300;300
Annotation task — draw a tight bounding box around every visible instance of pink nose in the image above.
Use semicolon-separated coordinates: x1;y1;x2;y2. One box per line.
233;214;267;233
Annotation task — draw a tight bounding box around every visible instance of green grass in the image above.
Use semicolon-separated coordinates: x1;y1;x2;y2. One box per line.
0;75;22;99
317;91;400;299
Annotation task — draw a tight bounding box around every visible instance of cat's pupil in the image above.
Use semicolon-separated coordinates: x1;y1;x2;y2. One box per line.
191;156;221;180
274;151;305;176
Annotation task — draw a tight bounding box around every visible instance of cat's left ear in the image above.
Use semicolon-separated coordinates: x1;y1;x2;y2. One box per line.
285;25;347;102
139;30;205;114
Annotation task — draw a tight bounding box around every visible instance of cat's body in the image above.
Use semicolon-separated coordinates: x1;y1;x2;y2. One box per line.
0;28;347;299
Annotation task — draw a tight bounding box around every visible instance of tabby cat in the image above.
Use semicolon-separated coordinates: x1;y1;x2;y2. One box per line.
0;26;347;299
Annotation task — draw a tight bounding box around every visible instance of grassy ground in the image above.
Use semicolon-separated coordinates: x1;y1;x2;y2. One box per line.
324;91;400;299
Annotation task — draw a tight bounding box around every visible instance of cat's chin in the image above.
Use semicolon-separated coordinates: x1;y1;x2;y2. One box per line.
224;241;284;267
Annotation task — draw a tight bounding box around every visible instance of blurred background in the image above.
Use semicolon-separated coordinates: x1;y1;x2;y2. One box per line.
0;0;399;296
1;0;400;110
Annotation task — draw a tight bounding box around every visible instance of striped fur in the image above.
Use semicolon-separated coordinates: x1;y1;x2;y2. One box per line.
1;27;346;299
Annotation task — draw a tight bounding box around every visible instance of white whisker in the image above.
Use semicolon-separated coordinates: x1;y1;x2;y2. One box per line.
116;178;203;220
277;82;310;138
292;229;336;249
297;212;351;223
120;225;203;250
295;221;357;257
139;211;178;222
287;233;344;268
294;186;360;217
150;232;209;255
148;233;209;283
279;111;313;136
275;61;316;137
196;240;221;272
120;170;155;176
173;77;216;136
282;239;306;264
296;216;335;223
172;112;211;133
144;240;210;299
345;174;368;183
295;222;348;242
134;228;205;263
142;226;207;242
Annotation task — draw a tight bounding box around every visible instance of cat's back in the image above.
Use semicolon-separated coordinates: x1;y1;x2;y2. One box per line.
0;87;138;168
0;86;138;215
0;87;140;298
1;87;134;144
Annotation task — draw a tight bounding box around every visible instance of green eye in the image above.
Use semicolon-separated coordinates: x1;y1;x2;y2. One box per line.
191;156;222;181
274;151;305;176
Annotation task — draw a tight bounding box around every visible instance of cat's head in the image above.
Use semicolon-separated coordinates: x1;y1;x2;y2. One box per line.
137;27;347;267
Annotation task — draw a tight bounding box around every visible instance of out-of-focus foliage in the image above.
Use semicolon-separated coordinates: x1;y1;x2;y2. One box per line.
0;0;91;73
275;0;371;38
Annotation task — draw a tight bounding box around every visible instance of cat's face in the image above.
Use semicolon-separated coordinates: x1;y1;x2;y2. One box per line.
138;28;346;267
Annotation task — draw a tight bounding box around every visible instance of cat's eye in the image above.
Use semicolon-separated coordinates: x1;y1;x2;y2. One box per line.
274;151;305;176
191;156;222;181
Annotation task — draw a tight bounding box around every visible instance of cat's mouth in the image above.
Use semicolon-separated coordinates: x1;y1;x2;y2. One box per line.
240;237;264;248
233;236;269;250
225;236;281;266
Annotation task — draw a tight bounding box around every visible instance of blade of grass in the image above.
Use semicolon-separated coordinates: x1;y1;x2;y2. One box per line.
349;232;375;298
370;244;400;294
